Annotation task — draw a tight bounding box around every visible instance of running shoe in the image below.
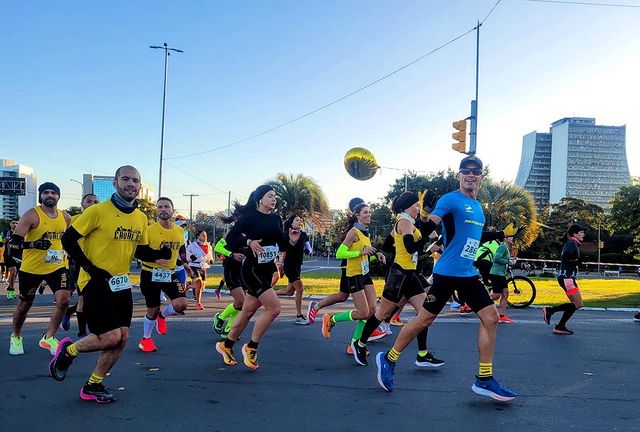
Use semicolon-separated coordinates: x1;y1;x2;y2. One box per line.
499;315;513;324
390;314;405;326
369;328;387;342
553;326;574;335
295;316;310;325
39;334;59;355
379;322;392;335
49;337;74;381
415;351;445;368
195;303;204;311
321;314;335;339
471;377;518;401
138;338;158;352
9;335;23;355
160;293;168;303
351;340;368;366
241;344;259;370
6;289;16;300
376;352;395;392
156;314;167;335
215;341;237;365
633;311;640;322
212;312;226;334
307;301;319;324
542;306;551;325
80;383;117;404
38;282;46;295
459;304;472;314
60;310;72;332
449;300;461;310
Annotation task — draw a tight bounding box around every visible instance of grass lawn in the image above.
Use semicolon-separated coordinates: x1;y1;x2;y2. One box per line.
128;273;640;309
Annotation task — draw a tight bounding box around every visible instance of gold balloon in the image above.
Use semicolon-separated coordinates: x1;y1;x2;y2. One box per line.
344;147;379;181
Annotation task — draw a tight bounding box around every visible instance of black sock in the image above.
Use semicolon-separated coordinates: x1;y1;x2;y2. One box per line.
224;338;237;349
77;311;87;335
247;339;259;349
557;303;577;328
67;304;77;316
359;315;382;344
417;327;429;352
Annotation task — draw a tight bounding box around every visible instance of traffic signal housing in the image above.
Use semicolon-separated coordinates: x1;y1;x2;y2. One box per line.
452;120;468;154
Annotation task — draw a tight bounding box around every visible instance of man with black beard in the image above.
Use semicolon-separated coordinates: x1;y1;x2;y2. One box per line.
8;182;71;356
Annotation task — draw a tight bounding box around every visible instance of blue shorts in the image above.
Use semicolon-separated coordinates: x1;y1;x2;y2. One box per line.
175;268;187;285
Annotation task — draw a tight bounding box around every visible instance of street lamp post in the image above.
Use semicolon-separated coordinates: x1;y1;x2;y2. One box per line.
150;42;183;199
70;178;83;199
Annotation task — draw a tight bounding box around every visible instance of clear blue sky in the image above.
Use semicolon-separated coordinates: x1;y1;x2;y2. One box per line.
2;0;639;216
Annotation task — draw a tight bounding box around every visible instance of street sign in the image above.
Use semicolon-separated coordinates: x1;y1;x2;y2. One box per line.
0;177;26;195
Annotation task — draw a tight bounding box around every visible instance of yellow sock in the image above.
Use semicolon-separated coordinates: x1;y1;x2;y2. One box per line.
66;343;79;357
478;362;493;378
87;372;104;385
386;347;402;363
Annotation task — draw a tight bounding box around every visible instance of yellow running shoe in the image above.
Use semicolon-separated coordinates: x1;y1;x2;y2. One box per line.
242;344;259;370
39;334;59;356
215;341;237;365
9;335;24;355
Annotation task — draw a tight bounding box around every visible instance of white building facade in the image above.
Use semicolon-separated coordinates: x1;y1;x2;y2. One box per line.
0;159;38;219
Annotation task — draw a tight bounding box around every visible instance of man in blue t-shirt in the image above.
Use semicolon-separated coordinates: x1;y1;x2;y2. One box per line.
375;155;519;402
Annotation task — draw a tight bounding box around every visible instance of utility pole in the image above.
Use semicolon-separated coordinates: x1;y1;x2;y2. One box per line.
183;193;199;237
150;42;183;198
227;191;231;216
468;21;480;155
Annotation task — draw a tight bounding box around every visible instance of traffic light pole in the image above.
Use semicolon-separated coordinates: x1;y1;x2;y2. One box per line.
469;21;480;155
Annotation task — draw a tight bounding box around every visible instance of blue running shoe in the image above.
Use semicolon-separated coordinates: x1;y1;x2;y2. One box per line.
376;352;395;392
471;377;518;401
60;311;72;332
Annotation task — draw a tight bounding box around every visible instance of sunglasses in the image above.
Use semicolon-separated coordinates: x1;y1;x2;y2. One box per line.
459;168;483;176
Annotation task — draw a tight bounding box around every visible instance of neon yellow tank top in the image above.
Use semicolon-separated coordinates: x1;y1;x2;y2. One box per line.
345;227;371;277
393;215;421;270
22;206;68;274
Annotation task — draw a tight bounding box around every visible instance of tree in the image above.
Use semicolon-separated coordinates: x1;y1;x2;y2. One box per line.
609;178;640;259
384;169;459;204
65;206;82;216
194;211;226;244
477;179;539;250
267;173;330;227
136;199;156;223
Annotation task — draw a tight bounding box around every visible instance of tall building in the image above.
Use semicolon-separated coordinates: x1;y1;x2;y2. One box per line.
82;174;155;203
515;117;628;211
0;159;38;219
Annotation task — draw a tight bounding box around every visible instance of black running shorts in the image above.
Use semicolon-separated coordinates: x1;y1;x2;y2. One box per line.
339;267;349;294
190;266;207;281
284;262;301;283
382;265;425;303
489;274;508;294
423;274;493;315
18;268;70;301
241;260;276;298
82;277;133;335
139;269;186;308
346;273;374;294
223;258;244;290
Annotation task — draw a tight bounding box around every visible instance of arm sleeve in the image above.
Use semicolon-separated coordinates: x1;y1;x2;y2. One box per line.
214;238;232;257
402;234;428;254
492;245;510;266
135;245;162;262
226;217;248;251
61;227;93;270
336;243;360;259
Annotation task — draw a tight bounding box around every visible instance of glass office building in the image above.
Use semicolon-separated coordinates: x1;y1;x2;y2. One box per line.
82;175;155;203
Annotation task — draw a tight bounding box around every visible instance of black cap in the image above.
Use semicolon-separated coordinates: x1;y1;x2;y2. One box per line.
567;224;585;236
252;184;275;203
459;155;483;170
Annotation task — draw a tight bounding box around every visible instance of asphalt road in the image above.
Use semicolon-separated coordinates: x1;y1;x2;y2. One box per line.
1;289;639;432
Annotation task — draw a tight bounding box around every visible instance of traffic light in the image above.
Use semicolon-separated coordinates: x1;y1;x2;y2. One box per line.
452;119;467;154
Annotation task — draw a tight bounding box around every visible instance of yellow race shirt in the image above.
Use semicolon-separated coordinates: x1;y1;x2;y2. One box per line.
141;222;183;271
22;206;68;275
393;215;421;270
72;200;148;289
345;227;372;277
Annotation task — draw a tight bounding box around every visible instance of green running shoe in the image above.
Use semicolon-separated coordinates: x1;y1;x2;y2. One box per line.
9;335;24;355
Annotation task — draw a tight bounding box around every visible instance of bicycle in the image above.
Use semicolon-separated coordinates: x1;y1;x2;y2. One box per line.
452;263;536;309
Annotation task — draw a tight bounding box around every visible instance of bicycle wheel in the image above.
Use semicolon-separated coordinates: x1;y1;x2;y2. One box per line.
506;276;536;308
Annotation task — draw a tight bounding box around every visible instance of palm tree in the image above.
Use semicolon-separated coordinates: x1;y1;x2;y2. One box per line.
267;173;330;228
478;179;540;249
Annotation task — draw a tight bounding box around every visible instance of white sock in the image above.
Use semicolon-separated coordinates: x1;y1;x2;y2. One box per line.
143;316;155;339
163;303;177;317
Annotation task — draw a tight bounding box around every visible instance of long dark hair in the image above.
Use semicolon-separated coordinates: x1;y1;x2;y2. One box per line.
341;202;368;239
284;214;301;232
217;195;252;224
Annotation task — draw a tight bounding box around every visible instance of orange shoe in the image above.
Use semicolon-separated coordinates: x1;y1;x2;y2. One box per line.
369;328;387;342
242;344;260;370
459;305;472;314
390;314;405;327
215;341;237;365
195;303;204;311
321;314;335;339
499;315;513;324
156;314;167;335
138;337;157;352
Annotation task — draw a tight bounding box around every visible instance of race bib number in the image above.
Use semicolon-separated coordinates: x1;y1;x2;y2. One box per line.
108;274;131;292
411;252;418;264
44;249;65;264
460;238;480;260
361;258;370;275
152;268;172;283
258;245;279;264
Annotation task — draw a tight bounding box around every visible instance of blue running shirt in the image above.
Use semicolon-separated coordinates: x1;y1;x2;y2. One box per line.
431;190;486;277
